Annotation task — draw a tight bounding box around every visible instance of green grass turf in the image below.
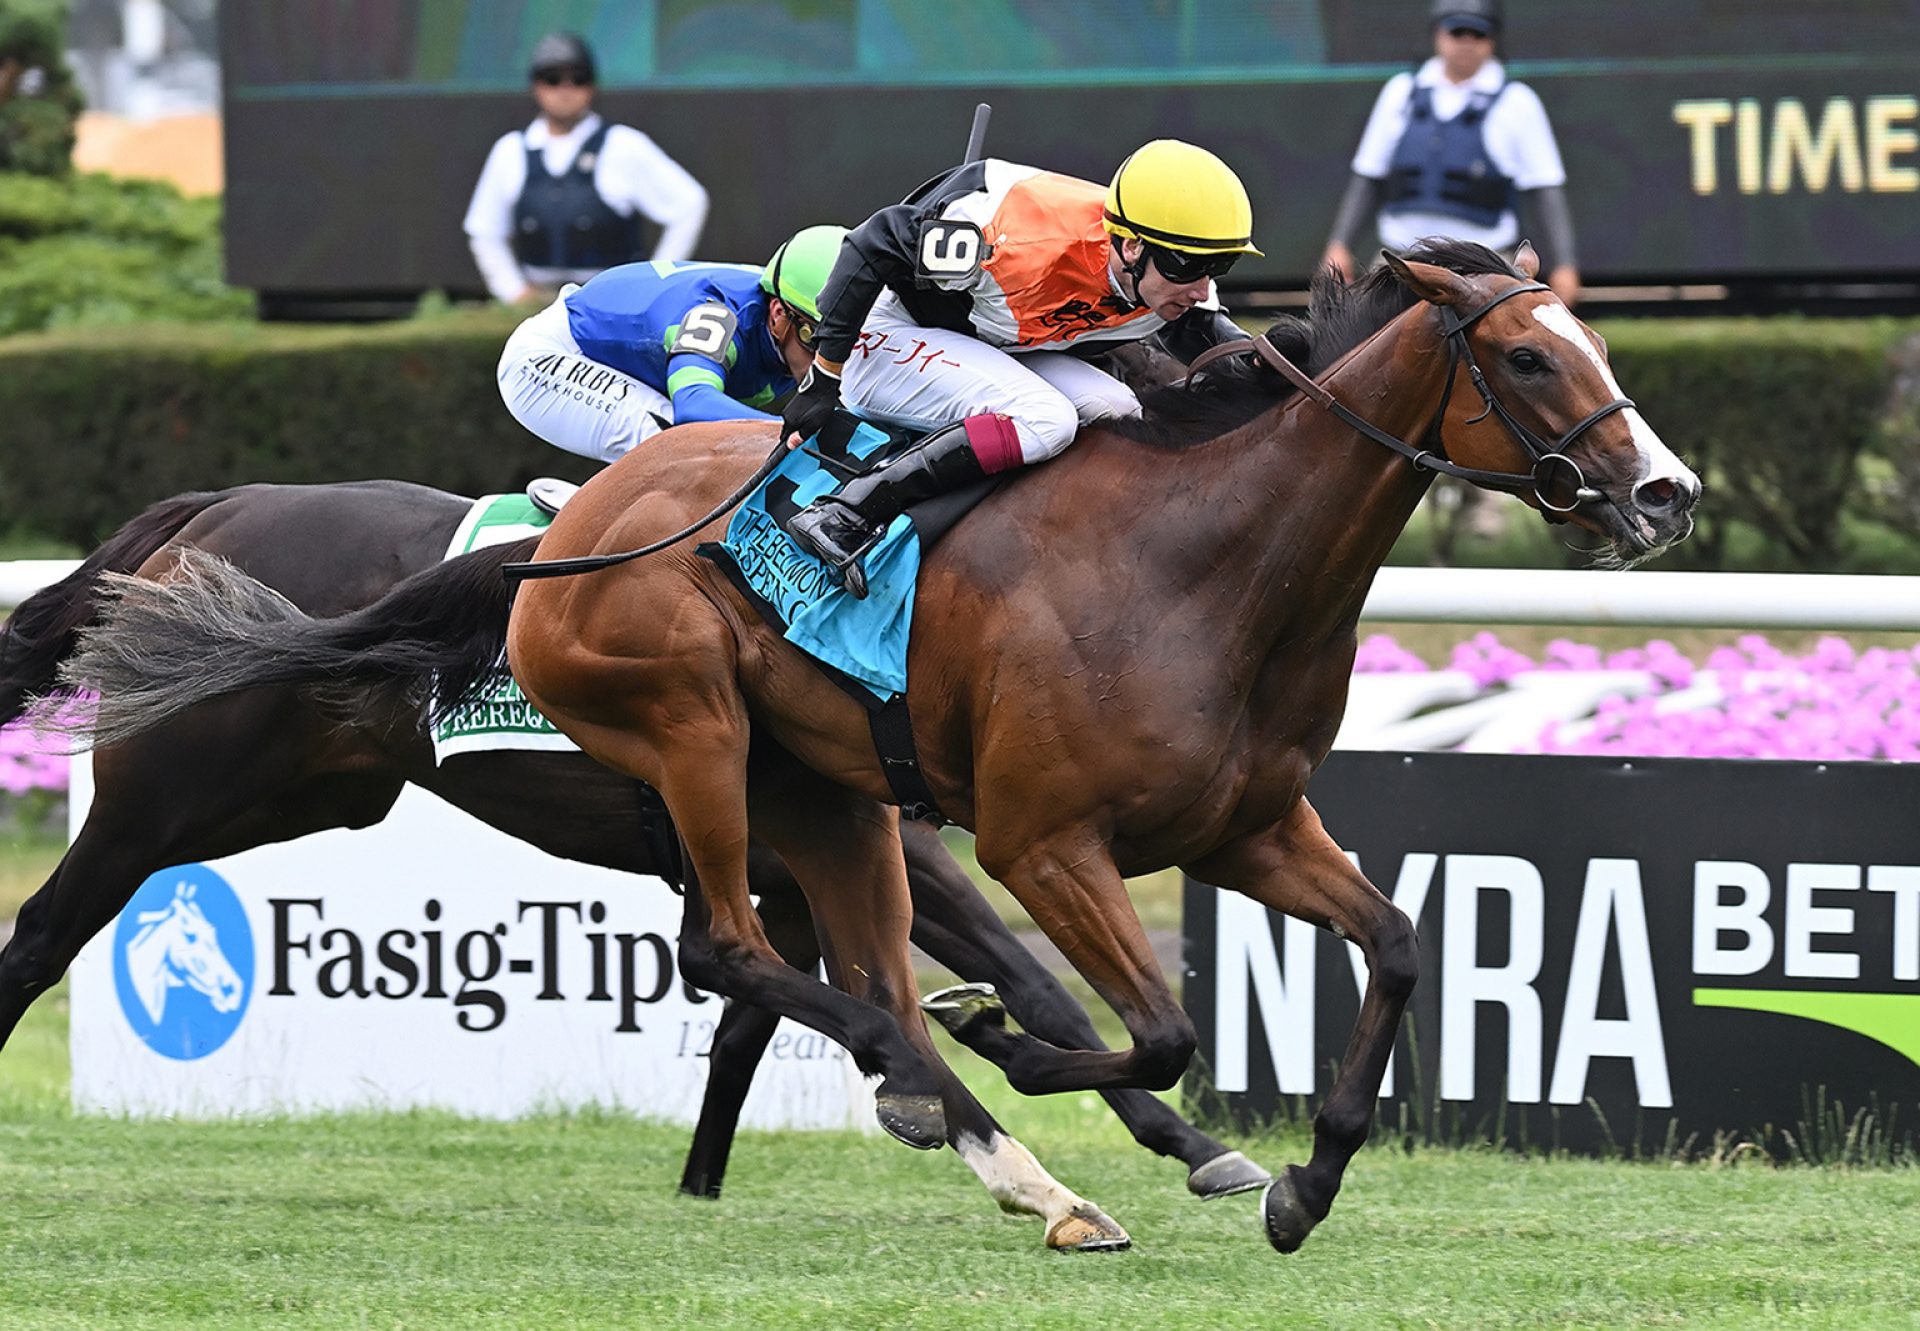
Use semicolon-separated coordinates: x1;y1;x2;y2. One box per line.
7;704;1920;1327
3;983;1917;1330
0;821;62;923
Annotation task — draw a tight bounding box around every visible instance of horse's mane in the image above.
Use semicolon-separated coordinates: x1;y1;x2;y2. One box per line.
1114;239;1526;449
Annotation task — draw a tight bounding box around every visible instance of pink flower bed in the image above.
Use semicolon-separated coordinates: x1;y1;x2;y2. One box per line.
1358;632;1920;761
1;719;68;796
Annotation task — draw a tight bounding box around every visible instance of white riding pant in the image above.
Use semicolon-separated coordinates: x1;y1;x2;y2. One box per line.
497;290;673;464
840;294;1142;464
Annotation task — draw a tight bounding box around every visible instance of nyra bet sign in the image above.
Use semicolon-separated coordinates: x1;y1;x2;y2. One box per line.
67;754;869;1128
1185;753;1920;1154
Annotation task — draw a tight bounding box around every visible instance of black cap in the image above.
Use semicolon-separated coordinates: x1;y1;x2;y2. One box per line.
1429;0;1501;34
528;32;595;82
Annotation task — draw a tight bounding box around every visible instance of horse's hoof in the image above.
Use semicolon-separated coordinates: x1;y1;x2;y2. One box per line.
920;981;1000;1014
1046;1203;1131;1252
1187;1149;1273;1199
919;982;1005;1037
874;1092;946;1151
1262;1167;1323;1254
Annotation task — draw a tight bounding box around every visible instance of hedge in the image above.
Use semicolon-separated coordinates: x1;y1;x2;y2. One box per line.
0;1;82;178
1594;316;1920;571
1;309;1916;569
0;309;595;545
0;171;252;336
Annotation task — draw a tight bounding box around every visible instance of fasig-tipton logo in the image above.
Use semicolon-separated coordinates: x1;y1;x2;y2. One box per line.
266;898;735;1036
112;865;254;1061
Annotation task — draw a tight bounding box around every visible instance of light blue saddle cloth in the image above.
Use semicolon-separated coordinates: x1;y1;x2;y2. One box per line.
709;422;921;701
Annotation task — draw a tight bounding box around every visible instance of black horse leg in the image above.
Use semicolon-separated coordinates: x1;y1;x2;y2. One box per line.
899;823;1271;1199
0;841;130;1049
678;846;823;1199
0;701;404;1053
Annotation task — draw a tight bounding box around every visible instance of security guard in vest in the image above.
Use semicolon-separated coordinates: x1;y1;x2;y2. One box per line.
464;32;710;306
1321;0;1580;305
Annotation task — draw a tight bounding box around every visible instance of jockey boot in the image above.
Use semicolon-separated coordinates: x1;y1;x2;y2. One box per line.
785;416;1006;599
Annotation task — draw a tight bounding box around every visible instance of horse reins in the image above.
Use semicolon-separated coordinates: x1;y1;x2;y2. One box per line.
1187;279;1634;516
500;436;789;584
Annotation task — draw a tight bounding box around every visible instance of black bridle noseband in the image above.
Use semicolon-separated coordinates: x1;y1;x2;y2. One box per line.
1193;279;1635;515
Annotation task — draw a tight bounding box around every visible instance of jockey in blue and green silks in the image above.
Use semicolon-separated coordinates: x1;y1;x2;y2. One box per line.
497;225;846;463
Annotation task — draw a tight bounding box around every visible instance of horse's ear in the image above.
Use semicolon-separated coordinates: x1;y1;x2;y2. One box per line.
1380;251;1473;307
1512;240;1541;279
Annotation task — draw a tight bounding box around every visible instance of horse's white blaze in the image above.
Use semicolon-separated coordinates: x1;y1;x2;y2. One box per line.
1531;304;1699;494
953;1130;1088;1222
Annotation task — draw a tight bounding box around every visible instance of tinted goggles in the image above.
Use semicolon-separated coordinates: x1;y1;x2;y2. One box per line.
1146;244;1242;284
534;66;594;87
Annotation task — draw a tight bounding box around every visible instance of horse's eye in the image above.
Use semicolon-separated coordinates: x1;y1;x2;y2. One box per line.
1510;348;1546;374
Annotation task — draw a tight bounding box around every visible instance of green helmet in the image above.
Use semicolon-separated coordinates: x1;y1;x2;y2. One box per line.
761;225;848;322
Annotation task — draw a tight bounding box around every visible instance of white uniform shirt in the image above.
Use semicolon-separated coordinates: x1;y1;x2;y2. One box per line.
463;111;710;303
1349;57;1566;251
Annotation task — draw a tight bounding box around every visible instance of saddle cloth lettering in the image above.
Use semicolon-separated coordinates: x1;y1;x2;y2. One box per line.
705;420;925;702
430;495;576;761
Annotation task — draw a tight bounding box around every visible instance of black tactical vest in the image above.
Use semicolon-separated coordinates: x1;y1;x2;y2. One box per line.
1382;82;1517;229
511;123;642;269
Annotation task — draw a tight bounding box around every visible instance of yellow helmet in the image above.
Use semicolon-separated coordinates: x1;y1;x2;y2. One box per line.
1102;140;1262;257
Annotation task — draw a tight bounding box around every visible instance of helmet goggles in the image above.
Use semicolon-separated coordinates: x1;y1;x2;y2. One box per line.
1146;243;1243;285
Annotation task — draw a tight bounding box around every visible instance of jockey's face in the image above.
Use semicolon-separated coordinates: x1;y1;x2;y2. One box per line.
768;299;817;381
1118;239;1215;320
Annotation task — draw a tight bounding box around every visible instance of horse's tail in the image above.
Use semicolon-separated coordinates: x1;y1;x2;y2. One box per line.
0;489;230;725
54;538;538;750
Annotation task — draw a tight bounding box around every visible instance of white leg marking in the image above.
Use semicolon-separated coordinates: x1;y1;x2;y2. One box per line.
953;1130;1086;1222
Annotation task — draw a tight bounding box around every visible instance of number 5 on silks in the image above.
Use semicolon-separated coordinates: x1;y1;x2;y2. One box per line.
916;220;986;283
670;302;738;359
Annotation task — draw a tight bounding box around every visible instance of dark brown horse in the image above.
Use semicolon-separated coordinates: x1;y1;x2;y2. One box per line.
2;480;1266;1252
59;243;1699;1251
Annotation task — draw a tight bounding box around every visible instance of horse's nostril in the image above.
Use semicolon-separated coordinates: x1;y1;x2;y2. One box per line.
1634;478;1682;514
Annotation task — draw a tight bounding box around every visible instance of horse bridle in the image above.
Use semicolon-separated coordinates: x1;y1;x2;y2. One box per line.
1189;280;1635;515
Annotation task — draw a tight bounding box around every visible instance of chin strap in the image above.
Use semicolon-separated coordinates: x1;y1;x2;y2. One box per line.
1110;238;1149;311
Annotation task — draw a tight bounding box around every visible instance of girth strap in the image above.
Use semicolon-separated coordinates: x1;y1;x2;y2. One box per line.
870;697;945;823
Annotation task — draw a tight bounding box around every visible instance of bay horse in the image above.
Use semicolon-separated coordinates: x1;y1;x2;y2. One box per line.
2;479;1267;1252
58;242;1700;1251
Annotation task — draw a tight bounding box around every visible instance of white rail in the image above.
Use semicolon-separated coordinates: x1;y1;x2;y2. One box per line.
6;561;1920;632
1;560;82;608
1364;567;1920;632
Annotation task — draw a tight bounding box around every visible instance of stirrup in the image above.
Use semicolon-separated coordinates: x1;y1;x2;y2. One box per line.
790;503;886;600
526;477;579;516
830;521;894;600
816;536;881;601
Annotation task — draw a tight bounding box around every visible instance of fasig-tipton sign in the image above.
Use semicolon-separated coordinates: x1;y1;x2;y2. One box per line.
67;754;871;1127
1185;752;1920;1154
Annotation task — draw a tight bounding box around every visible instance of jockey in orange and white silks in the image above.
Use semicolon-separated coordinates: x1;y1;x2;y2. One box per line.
779;141;1262;598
